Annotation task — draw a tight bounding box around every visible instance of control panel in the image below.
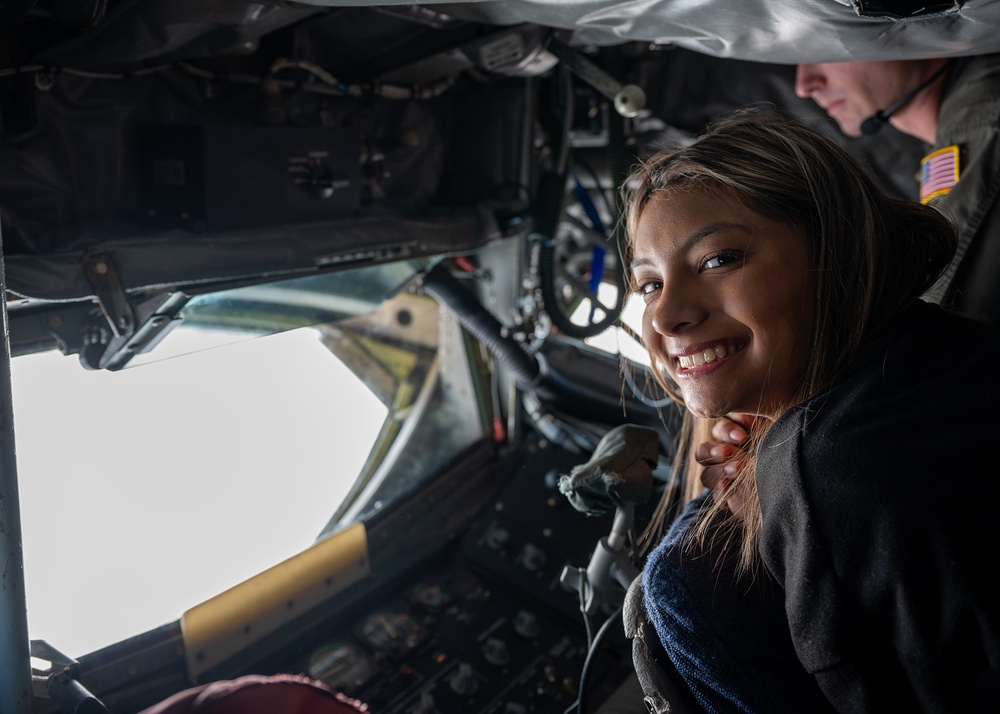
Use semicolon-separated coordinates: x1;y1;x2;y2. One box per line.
298;564;617;713
286;439;637;713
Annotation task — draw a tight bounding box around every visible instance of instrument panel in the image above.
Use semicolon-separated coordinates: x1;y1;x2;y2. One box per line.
289;438;637;713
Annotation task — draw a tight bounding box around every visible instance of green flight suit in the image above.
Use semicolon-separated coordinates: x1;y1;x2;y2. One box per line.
925;54;1000;326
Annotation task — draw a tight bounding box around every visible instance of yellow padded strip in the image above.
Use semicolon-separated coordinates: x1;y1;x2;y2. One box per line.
181;522;370;679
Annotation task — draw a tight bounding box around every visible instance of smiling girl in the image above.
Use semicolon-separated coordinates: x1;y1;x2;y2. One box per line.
624;112;1000;713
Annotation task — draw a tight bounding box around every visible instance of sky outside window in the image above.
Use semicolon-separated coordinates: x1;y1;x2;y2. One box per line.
11;325;386;658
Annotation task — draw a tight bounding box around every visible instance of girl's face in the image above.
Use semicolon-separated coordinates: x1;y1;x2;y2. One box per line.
631;186;815;419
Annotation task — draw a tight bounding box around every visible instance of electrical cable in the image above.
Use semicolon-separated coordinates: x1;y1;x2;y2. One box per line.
577;567;595;649
562;605;625;714
269;57;339;87
572;155;618;235
607;319;675;408
622;360;675;408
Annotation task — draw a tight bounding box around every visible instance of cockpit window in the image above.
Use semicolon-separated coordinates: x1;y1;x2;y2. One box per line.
12;258;492;659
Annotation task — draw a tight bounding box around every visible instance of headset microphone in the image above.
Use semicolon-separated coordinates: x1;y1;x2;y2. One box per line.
859;61;952;136
859;109;892;137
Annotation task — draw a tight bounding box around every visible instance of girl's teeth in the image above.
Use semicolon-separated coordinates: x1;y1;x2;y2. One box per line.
678;344;734;369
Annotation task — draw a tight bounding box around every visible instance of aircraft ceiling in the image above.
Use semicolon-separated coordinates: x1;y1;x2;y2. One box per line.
299;0;1000;63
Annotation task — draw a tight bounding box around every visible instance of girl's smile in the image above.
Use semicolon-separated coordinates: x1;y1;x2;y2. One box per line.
673;339;749;372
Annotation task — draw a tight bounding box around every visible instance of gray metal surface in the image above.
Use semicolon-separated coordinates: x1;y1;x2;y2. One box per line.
0;228;32;713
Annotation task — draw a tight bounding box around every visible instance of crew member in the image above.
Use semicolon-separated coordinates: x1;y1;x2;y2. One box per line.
796;57;1000;324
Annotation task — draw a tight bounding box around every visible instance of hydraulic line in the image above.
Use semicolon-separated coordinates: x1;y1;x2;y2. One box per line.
421;263;542;390
421;263;627;425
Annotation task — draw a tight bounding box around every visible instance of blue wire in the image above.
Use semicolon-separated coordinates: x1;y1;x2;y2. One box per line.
572;173;608;322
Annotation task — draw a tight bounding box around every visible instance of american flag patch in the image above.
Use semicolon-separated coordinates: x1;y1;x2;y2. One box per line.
919;145;960;204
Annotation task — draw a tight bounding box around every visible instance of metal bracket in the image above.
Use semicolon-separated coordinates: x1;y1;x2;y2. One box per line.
83;252;135;339
30;640;108;714
71;255;185;370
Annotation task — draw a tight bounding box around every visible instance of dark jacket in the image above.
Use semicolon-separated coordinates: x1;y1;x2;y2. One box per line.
925;54;1000;326
642;492;835;713
758;300;1000;712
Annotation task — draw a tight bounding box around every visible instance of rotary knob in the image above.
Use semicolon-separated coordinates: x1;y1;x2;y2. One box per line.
449;662;479;695
482;636;511;666
485;524;510;550
520;543;547;572
409;691;438;714
513;610;541;639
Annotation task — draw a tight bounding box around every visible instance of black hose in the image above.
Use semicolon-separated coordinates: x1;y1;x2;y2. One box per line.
421;264;635;425
421;263;542;389
48;672;108;714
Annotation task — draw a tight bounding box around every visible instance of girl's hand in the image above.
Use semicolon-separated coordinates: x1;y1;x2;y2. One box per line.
695;414;756;518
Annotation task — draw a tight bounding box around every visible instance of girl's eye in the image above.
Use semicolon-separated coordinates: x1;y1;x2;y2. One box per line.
702;250;743;270
636;280;661;297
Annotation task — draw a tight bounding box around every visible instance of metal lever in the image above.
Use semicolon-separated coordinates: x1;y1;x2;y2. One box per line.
545;37;647;118
560;501;641;614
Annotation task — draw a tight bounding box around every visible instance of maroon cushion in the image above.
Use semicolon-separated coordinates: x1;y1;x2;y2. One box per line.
139;673;367;714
